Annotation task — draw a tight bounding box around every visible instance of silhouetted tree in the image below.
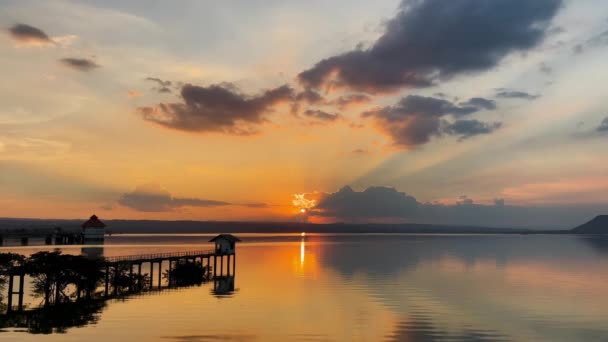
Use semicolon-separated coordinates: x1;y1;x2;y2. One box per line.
63;256;105;300
25;251;74;305
163;260;208;287
109;262;150;294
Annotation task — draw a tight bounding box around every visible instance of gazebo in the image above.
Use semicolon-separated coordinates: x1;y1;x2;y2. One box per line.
209;234;241;255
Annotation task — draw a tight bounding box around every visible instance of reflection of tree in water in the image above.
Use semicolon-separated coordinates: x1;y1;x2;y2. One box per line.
0;299;106;334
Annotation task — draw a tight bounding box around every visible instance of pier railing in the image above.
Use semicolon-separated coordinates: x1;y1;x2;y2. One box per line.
104;249;216;263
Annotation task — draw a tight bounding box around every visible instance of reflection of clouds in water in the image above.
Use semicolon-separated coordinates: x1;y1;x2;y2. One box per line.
316;235;608;341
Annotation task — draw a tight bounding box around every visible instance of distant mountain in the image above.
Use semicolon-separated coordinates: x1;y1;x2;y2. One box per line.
572;215;608;234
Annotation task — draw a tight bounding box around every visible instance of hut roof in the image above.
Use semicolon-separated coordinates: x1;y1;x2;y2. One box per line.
209;234;241;243
82;215;106;228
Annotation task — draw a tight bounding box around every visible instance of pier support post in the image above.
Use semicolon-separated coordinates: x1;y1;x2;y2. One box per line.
129;264;133;292
113;266;119;296
150;262;154;289
220;256;224;276
7;274;14;311
17;274;25;310
168;260;172;287
158;261;162;289
213;256;217;277
105;265;109;297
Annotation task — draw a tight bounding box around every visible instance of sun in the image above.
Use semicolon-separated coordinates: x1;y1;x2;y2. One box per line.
300;208;306;214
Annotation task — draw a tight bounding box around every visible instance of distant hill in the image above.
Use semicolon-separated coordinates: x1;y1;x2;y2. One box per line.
572;215;608;234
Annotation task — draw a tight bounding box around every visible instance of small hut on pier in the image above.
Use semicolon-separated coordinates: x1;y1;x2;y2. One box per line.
82;215;106;244
209;234;240;255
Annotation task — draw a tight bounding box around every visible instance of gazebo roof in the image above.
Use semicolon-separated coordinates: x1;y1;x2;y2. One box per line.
209;234;241;243
82;215;106;228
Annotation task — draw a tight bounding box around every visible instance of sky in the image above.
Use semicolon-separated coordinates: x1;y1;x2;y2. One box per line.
0;0;607;228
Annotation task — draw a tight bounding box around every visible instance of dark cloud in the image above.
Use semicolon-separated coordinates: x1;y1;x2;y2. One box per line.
597;117;608;132
118;184;230;212
59;58;99;72
303;109;340;122
145;77;172;93
362;95;499;147
332;94;372;109
298;0;562;93
8;23;52;44
370;95;481;118
460;97;497;110
138;83;294;135
495;89;540;100
295;89;324;104
443;119;502;140
302;186;603;228
352;148;369;155
314;186;419;219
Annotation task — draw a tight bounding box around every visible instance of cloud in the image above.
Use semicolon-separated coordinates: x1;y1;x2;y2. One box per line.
300;186;604;228
8;23;52;46
298;0;562;93
460;97;497;110
583;28;608;50
302;109;340;122
118;184;230;212
332;94;372;109
362;95;499;147
138;83;295;135
145;77;172;93
496;89;540;100
311;186;419;219
59;58;99;72
597;117;608;132
442;119;502;140
295;89;324;104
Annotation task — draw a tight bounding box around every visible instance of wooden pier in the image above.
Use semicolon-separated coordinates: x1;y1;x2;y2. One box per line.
102;248;236;296
1;234;241;312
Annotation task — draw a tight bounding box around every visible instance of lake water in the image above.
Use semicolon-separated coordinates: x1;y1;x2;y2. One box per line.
1;234;608;341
